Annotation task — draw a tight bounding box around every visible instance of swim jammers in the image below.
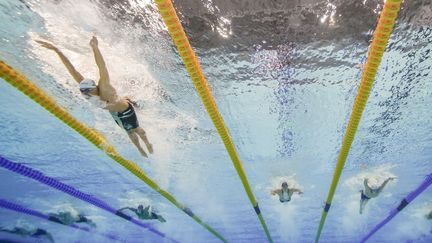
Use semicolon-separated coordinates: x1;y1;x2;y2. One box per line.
110;103;139;132
361;190;371;200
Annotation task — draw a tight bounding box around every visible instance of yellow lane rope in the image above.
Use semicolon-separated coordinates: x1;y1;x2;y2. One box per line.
153;0;273;242
315;1;403;242
0;60;227;242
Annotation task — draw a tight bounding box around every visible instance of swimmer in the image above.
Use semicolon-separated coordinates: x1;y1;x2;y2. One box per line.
0;227;54;242
426;210;432;220
36;37;153;157
117;205;166;222
48;211;96;228
360;177;396;214
271;181;303;203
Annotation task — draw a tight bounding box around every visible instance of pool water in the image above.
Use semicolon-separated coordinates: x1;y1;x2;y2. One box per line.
0;0;431;242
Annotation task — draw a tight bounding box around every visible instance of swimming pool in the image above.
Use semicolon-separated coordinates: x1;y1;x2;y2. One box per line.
0;0;431;242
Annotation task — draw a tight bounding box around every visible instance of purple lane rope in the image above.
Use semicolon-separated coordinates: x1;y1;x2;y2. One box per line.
360;173;432;242
0;198;119;241
0;155;177;242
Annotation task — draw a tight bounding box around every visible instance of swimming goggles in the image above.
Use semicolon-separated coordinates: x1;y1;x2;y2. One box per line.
80;88;94;94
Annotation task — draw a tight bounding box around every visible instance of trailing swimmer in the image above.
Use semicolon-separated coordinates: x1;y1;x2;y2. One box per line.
0;226;54;242
359;177;396;214
36;37;153;158
48;211;96;228
117;205;166;222
271;181;303;203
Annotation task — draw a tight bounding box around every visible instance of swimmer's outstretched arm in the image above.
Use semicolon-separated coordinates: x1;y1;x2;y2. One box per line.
117;207;133;212
271;189;281;195
292;188;303;194
90;36;110;87
378;177;394;192
36;40;84;83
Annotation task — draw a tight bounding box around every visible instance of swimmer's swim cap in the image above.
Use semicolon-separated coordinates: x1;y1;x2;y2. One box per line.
79;79;97;89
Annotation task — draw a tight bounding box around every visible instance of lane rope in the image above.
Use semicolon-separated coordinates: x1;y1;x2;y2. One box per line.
153;1;273;241
0;154;175;242
360;173;432;242
0;60;227;242
314;1;403;242
0;198;119;241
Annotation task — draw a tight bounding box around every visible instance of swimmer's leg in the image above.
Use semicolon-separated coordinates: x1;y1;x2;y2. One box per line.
360;198;369;214
77;215;96;228
135;127;153;154
155;213;166;223
128;131;148;157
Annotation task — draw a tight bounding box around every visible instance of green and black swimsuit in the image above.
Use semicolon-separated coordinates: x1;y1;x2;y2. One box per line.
110;102;139;132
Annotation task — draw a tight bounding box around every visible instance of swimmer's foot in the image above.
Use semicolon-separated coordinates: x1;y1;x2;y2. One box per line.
87;222;97;228
157;215;166;223
146;143;153;154
139;149;148;158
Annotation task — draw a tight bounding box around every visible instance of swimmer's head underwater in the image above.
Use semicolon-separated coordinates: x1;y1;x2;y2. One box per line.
79;79;98;97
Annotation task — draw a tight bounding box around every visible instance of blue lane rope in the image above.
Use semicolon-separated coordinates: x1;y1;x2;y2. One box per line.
0;155;178;242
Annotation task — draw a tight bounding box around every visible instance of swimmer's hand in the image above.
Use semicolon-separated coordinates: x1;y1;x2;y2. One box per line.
36;40;58;51
90;36;98;48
